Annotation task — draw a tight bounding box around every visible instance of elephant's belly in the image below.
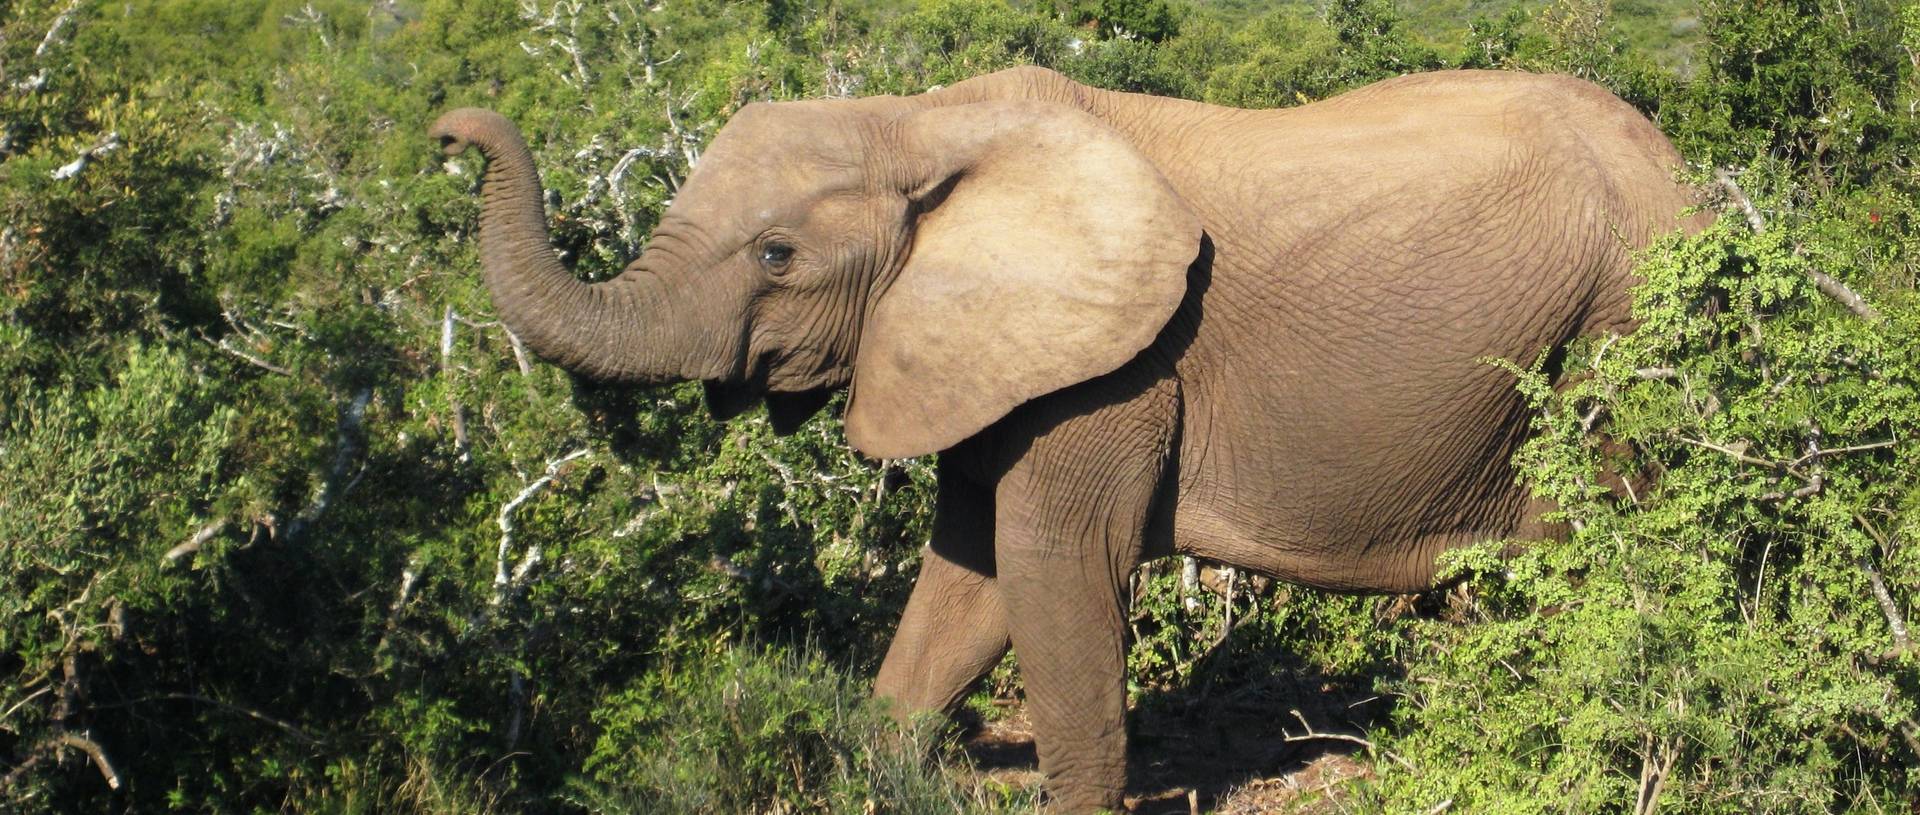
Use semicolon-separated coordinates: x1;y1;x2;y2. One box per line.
1167;496;1497;593
1168;502;1418;592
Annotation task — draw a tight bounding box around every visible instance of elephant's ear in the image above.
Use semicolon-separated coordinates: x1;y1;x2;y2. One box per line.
845;99;1202;459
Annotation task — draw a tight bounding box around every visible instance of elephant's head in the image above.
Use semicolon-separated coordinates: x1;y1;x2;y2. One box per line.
430;92;1201;459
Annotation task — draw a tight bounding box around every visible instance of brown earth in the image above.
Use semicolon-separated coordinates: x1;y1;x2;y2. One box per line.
960;666;1393;813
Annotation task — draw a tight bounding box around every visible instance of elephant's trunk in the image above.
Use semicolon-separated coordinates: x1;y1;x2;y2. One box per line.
429;108;728;384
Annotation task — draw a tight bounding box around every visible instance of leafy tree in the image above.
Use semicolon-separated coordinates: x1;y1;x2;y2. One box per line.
1067;0;1185;43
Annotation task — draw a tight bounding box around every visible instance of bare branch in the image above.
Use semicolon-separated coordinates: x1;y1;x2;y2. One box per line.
1862;556;1912;654
113;693;322;746
390;552;424;617
0;686;53;730
1715;167;1880;320
493;448;591;606
503;326;533;377
35;0;83;59
49;131;121;181
442;307;470;462
1634;733;1679;815
209;336;294;376
57;733;121;790
282;3;332;50
287;388;372;542
163;520;228;565
1805;269;1882;321
1677;436;1780;469
1758;472;1823;502
1794;439;1897;464
1283;709;1415;771
1713;168;1767;233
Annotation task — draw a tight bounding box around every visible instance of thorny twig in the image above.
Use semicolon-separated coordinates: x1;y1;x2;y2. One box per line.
1283;709;1415;771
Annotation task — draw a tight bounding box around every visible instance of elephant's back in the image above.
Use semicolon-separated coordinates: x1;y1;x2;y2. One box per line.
1158;72;1699;591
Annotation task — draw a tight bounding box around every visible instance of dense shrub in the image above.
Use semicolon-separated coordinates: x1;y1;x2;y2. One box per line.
572;646;1032;813
1;0;1913;812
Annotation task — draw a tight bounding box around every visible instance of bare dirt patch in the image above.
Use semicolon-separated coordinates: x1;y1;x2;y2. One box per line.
961;662;1391;813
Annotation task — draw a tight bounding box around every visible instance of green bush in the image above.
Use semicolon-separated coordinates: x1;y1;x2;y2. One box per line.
2;0;1915;812
572;646;1032;814
1371;209;1920;811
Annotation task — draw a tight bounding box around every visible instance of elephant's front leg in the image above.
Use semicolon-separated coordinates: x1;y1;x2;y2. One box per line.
874;463;1010;718
995;383;1176;812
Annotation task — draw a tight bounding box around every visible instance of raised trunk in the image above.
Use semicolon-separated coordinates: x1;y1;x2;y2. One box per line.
429;108;726;384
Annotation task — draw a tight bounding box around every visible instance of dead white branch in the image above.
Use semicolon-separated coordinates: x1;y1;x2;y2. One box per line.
1713;168;1767;233
163;520;228;565
49;131;121;181
287;388;371;542
10;69;48;95
492;448;590;606
1715;168;1880;321
391;552;424;617
283;3;331;49
35;0;83;58
442;307;470;461
57;732;121;790
209;335;294;377
504;326;533;376
1862;556;1912;654
1805;268;1882;321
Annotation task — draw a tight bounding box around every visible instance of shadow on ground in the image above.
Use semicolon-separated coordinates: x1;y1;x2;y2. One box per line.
960;609;1410;813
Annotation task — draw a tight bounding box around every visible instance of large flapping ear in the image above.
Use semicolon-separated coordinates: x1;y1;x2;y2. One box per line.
845;99;1203;459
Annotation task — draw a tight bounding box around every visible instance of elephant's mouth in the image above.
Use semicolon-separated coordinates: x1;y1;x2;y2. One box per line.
702;380;835;435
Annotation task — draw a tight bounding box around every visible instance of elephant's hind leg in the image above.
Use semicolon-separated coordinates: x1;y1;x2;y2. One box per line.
873;465;1010;719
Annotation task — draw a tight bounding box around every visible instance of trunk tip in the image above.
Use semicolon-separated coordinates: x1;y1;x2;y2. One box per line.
428;107;518;157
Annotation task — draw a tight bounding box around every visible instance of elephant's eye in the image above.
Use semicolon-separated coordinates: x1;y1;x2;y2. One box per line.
760;242;795;270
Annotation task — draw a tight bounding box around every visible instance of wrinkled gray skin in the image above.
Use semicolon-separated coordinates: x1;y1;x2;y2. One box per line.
431;66;1704;811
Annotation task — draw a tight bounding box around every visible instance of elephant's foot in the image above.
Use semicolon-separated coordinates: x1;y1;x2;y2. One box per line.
1036;735;1129;813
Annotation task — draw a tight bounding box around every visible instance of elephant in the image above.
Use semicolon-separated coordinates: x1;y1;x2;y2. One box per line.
430;65;1705;811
